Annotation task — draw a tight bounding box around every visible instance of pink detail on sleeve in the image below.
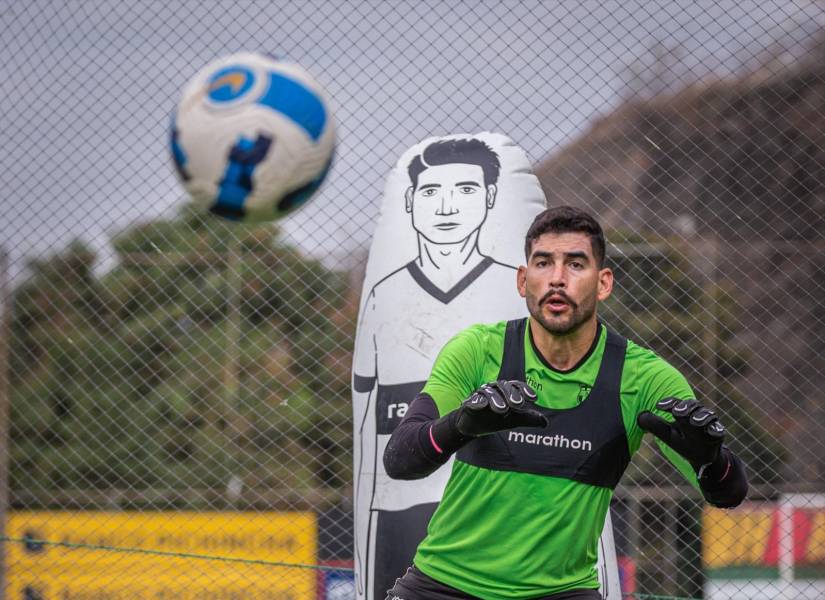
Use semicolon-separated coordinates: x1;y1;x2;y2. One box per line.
429;425;444;454
719;457;732;482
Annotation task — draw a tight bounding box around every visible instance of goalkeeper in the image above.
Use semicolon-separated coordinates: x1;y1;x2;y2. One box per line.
382;206;747;600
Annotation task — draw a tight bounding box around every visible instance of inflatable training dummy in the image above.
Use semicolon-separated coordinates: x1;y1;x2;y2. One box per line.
352;132;621;600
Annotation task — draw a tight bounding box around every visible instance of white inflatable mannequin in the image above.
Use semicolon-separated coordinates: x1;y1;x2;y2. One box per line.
351;132;621;600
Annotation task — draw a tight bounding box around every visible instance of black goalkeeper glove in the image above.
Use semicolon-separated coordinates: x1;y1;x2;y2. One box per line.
637;397;726;476
454;380;548;437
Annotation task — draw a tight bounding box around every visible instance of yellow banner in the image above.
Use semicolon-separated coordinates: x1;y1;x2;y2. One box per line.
6;511;317;600
703;505;774;567
703;505;825;568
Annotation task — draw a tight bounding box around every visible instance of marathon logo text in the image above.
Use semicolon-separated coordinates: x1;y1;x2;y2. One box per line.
507;431;592;451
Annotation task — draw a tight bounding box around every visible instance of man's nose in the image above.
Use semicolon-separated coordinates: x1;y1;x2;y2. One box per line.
549;263;567;287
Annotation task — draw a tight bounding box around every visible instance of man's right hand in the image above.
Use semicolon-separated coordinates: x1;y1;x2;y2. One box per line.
454;380;548;437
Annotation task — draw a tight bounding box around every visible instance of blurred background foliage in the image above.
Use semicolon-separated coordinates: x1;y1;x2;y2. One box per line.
9;205;355;507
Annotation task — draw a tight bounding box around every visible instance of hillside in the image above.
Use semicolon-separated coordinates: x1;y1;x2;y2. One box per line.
536;64;825;488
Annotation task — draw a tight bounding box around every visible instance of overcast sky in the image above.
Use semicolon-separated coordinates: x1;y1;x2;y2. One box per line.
1;0;823;284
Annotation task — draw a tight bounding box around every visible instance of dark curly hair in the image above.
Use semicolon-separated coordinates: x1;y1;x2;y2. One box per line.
524;206;606;267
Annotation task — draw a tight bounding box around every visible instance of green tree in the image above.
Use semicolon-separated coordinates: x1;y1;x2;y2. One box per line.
9;205;355;509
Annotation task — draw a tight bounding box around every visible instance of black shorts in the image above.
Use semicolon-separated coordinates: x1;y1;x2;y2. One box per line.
385;565;603;600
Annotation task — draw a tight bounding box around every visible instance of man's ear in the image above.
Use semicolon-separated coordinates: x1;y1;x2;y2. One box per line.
517;265;527;298
597;267;614;302
486;184;497;209
405;187;414;213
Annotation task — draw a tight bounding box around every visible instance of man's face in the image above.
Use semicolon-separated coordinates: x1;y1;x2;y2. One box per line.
406;163;495;244
517;232;613;336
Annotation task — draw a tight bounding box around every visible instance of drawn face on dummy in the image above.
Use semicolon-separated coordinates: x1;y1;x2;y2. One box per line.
405;163;496;245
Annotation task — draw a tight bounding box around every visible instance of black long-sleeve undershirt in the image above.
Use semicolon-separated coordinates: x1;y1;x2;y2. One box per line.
383;393;748;507
383;393;470;480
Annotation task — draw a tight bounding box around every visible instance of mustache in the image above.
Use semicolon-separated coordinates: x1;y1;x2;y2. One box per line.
540;289;578;308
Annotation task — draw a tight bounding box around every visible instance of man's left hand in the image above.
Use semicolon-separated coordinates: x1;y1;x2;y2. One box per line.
637;398;726;476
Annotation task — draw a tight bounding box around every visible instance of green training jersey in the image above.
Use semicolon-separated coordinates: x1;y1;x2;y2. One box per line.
413;319;697;599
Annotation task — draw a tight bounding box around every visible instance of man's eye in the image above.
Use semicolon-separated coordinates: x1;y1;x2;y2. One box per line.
421;188;437;197
458;186;477;194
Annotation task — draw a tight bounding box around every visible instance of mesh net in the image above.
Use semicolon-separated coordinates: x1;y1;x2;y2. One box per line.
1;1;824;599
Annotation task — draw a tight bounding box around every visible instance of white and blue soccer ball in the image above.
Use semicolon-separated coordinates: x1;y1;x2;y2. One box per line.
170;52;335;222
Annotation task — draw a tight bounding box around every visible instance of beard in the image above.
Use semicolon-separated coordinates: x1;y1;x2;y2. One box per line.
526;288;597;336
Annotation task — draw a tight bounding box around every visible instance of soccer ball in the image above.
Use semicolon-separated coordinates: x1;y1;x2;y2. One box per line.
170;52;335;222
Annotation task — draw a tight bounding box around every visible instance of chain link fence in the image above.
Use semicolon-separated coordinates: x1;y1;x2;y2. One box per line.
2;1;824;599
